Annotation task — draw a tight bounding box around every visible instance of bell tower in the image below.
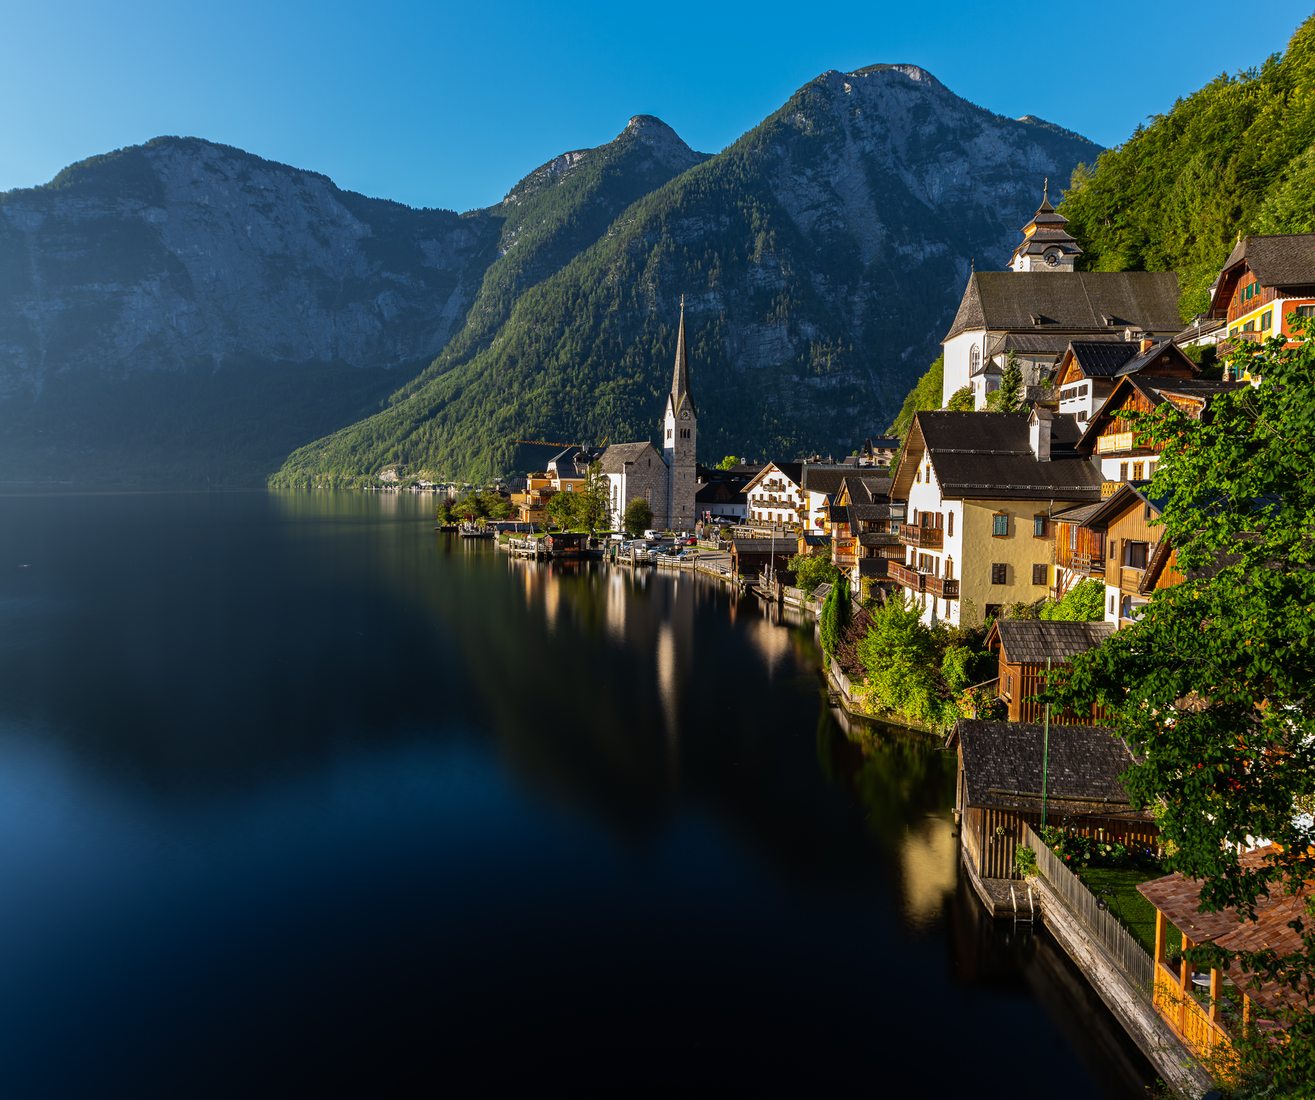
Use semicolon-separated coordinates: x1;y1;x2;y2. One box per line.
1010;179;1081;272
661;296;698;530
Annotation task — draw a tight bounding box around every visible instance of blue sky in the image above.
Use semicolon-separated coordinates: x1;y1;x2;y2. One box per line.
1;0;1308;212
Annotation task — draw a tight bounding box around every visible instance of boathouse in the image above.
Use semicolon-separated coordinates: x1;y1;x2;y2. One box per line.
985;619;1114;723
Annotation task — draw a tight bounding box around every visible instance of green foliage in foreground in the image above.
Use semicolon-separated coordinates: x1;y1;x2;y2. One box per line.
818;575;849;659
945;386;974;412
788;552;839;595
854;593;992;730
984;353;1023;413
1038;578;1105;622
1058;15;1315;318
1049;328;1315;1096
888;356;943;438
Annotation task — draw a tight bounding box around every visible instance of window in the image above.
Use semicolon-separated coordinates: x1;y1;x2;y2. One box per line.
1131;461;1144;480
1109;594;1116;615
944;558;954;580
1032;563;1047;585
990;563;1007;584
1119;461;1128;481
985;603;1002;622
1124;541;1149;569
992;513;1009;537
1033;514;1047;538
1006;672;1014;697
1295;304;1315;320
915;469;921;483
1261;310;1273;331
1109;539;1117;561
947;512;954;537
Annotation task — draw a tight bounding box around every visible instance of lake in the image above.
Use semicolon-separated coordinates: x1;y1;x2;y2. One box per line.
0;491;1153;1096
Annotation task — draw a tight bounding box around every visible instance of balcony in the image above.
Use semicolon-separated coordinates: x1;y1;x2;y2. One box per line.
925;575;959;599
898;523;943;549
1120;564;1146;593
888;561;925;592
1095;431;1135;455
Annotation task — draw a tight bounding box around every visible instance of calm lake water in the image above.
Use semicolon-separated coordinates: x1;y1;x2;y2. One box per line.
0;492;1153;1096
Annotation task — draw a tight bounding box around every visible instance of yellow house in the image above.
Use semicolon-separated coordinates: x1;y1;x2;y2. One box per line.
1208;233;1315;378
890;408;1104;627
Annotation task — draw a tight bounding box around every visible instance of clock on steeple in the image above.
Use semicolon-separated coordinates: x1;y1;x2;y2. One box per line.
1009;180;1081;273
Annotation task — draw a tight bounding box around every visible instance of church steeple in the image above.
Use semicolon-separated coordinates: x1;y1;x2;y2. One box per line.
669;294;696;417
1010;179;1081;272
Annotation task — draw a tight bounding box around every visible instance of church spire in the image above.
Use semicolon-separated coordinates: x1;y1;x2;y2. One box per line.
671;294;696;417
1009;179;1080;272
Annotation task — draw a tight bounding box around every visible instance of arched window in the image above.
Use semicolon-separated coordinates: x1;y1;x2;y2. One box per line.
969;344;981;376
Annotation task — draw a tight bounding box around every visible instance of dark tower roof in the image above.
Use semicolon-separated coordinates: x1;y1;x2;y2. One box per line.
669;295;696;418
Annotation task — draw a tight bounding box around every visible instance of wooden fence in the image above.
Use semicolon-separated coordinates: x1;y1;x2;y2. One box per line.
1022;822;1154;992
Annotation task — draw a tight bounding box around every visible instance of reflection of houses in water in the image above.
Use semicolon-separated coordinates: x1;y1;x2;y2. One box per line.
898;814;958;930
604;568;627;644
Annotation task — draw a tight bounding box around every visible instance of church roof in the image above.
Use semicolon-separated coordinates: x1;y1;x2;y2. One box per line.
667;298;696;418
944;271;1183;342
598;441;661;473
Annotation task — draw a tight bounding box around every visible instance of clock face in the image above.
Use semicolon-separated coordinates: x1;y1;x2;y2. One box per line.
1044;251;1060;267
680;410;689;420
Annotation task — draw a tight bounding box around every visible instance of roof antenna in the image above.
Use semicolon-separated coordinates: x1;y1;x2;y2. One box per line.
970;257;975;272
1042;177;1049;203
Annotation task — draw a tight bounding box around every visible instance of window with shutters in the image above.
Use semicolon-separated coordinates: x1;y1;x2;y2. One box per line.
1033;514;1047;538
992;513;1009;537
947;511;954;537
1119;461;1128;480
1132;461;1144;480
990;563;1007;584
1032;563;1047;585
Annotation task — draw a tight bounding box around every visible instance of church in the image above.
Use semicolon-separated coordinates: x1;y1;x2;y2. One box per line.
940;184;1183;409
598;299;699;532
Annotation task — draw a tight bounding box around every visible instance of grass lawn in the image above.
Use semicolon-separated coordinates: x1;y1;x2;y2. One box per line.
1078;866;1181;958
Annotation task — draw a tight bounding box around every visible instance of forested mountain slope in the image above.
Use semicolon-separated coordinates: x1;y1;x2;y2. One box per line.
275;64;1099;485
1058;15;1315;318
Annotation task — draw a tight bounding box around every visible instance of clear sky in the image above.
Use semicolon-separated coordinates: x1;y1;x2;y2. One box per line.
1;0;1308;213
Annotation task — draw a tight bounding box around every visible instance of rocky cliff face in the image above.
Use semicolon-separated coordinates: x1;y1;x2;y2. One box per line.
275;64;1101;485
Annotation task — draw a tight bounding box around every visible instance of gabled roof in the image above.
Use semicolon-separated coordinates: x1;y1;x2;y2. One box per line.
1076;376;1245;453
547;446;600;479
598;441;661;473
838;474;892;506
1080;480;1161;529
743;461;803;494
800;464;857;498
1062;341;1141;378
986;619;1115;664
892;411;1104;503
944;271;1183;342
1220;233;1315;288
952;720;1141;813
695;480;746;505
1051;499;1108;526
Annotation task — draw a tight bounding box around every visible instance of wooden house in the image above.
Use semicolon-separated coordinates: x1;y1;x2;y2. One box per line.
985;619;1114;723
544;531;587;558
1138;846;1311;1064
949;720;1156;887
1080;483;1185;626
1208;233;1315;357
1051;498;1108;598
1054;338;1197;426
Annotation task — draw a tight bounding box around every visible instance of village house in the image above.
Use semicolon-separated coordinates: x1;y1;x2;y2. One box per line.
511;469;557;524
941;187;1183;409
728;537;794;579
1208;232;1315;359
889;409;1104;627
856;436;900;468
828;474;901;588
1054;338;1198;425
742;460;855;532
1075;375;1244;485
694;475;749;527
1085;483;1185;627
949;719;1156;893
985;619;1113;723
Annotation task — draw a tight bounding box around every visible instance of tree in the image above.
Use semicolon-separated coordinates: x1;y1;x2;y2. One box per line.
889;356;944;437
855;592;948;727
986;352;1024;413
819;575;850;659
716;455;741;470
479;490;512;520
623;497;653;538
451;494;484;523
545;490;577;530
577;461;611;534
1051;327;1315;1092
1038;578;1104;621
946;385;974;412
789;552;839;595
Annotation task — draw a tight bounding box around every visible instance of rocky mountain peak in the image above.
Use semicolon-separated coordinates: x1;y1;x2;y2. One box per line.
846;63;946;92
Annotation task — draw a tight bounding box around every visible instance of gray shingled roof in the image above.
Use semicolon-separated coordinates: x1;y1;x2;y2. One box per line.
912;411;1104;501
1067;341;1141;376
598;441;660;473
954;720;1139;811
800;464;858;496
1221;233;1315;287
992;620;1114;664
944;271;1183;341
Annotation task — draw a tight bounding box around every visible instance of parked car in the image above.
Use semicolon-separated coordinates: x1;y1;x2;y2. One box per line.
643;529;660;540
682;537;697;546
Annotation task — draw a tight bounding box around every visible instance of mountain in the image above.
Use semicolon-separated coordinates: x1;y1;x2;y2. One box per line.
274;65;1100;485
0;66;1099;487
1058;15;1315;318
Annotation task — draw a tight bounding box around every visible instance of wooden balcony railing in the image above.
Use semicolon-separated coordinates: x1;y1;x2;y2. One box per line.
888;561;925;592
925;575;959;599
898;523;943;549
1120;564;1146;592
1152;964;1236;1065
1096;431;1135;455
1101;480;1121;498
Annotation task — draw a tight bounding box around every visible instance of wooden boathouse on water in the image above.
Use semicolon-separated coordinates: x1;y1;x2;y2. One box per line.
949;720;1157;907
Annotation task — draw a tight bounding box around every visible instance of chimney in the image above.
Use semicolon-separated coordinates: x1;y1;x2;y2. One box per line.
1140;336;1155;354
1029;408;1052;462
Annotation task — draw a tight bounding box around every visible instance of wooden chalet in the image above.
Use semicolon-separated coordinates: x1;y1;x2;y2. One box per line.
1138;846;1311;1065
1208;232;1315;354
949;719;1155;886
1055;337;1197;426
828;474;900;583
1051;498;1108;598
1077;375;1244;486
985;619;1114;722
1082;482;1184;626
